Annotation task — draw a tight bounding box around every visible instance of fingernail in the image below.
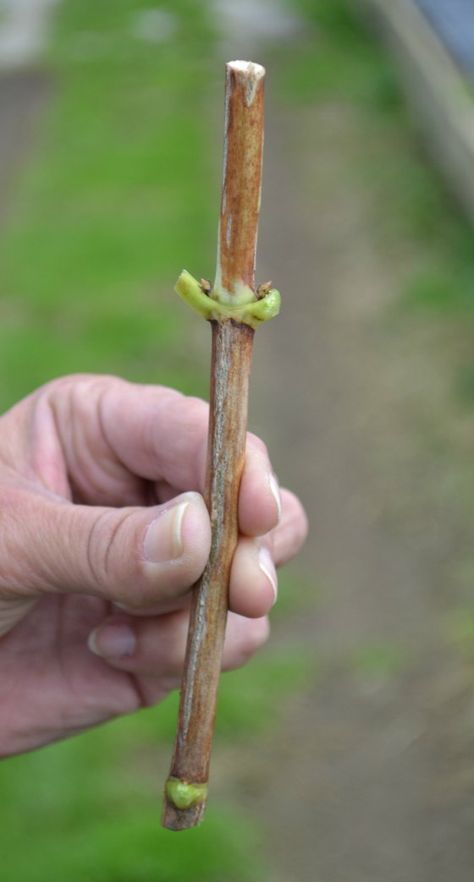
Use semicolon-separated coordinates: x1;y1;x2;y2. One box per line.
88;624;136;659
258;546;278;605
269;473;282;523
143;501;189;564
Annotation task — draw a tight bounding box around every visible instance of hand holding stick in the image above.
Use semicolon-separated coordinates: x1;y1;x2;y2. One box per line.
162;60;280;832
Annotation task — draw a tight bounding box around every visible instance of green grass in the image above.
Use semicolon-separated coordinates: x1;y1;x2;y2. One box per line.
280;0;404;110
0;749;264;882
0;0;218;409
0;645;310;882
0;2;312;880
1;722;263;882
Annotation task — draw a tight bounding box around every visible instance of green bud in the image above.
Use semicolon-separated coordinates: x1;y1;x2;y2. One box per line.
165;777;208;810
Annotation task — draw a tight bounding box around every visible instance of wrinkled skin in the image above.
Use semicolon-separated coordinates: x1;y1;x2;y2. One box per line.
0;375;307;756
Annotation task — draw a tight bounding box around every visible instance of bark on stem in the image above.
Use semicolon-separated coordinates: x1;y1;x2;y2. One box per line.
163;60;265;831
214;60;265;301
162;321;254;830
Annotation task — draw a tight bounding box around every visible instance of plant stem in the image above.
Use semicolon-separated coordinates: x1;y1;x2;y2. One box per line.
162;60;266;831
163;320;254;830
214;60;265;301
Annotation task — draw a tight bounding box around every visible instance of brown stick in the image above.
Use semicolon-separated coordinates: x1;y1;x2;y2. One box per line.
162;61;265;831
163;320;254;830
215;61;265;297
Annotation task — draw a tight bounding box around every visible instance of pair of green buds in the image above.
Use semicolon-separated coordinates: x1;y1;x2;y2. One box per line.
175;270;280;329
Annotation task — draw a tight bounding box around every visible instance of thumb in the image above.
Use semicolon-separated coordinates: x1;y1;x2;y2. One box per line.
0;489;211;614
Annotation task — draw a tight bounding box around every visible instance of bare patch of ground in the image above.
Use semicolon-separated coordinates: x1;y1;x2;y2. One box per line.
231;97;474;881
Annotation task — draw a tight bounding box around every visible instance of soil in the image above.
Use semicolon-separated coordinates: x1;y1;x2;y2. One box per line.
234;96;474;881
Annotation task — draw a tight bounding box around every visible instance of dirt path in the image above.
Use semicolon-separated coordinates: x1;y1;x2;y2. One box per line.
236;97;474;881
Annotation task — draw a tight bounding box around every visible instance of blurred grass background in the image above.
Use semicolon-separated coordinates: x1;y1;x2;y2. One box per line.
0;0;473;879
0;4;311;878
0;0;216;408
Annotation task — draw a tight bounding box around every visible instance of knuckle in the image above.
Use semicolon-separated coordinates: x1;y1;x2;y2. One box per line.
0;488;30;588
83;509;114;589
0;489;54;592
85;508;144;600
43;373;110;401
0;485;25;515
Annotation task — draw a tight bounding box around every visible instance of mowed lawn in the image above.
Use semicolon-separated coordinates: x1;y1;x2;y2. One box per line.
0;0;216;410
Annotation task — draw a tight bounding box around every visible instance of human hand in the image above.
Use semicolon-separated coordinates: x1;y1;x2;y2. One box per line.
0;375;307;756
